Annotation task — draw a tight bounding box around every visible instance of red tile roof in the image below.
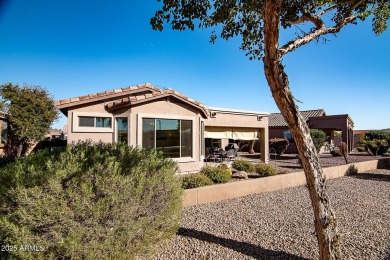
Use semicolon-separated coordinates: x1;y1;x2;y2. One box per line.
55;83;209;118
269;109;326;127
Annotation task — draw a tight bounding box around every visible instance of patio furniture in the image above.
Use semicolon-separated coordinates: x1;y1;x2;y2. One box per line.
226;149;235;161
205;147;222;162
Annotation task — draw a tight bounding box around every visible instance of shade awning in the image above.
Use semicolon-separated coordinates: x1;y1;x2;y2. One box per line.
233;130;258;140
204;127;259;140
204;129;233;139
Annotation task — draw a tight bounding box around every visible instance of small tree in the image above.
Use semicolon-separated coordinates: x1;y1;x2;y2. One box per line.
0;83;59;158
311;129;327;153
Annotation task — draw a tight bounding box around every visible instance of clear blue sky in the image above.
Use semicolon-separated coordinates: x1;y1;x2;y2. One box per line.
0;0;389;130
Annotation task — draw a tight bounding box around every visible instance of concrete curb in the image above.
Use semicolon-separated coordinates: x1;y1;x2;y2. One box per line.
183;158;389;207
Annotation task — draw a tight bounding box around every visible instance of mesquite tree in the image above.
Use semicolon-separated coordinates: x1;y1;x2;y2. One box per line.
0;83;59;158
151;1;389;259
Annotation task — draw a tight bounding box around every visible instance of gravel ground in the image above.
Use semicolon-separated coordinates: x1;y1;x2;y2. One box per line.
154;169;390;259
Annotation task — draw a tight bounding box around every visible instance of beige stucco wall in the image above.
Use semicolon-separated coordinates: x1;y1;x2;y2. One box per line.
67;102;116;144
66;99;204;173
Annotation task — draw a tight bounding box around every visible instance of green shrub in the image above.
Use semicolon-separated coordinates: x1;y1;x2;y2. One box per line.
200;166;231;183
359;130;390;155
356;146;365;152
181;173;213;189
310;129;326;153
330;149;342;157
232;159;255;173
0;141;183;260
255;163;277;176
269;138;290;155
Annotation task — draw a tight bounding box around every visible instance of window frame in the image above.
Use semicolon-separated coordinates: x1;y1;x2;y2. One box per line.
137;113;196;162
72;112;114;133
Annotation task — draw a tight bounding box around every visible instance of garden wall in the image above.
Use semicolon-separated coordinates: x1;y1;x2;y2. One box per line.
183;159;389;207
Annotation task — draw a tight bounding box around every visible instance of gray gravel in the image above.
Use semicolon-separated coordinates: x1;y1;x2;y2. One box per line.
154;169;390;259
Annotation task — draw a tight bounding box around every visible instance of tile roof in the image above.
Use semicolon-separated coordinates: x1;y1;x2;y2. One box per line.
54;83;158;107
269;109;326;127
55;83;209;118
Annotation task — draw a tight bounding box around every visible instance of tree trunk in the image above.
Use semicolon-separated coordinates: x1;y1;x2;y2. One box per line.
262;1;341;259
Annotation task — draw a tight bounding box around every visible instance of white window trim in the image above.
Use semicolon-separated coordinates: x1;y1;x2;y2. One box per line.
72;112;114;133
137;113;196;163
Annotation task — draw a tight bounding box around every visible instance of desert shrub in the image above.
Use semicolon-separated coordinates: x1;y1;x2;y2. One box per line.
346;165;358;175
0;141;183;260
0;155;15;167
356;146;366;152
201;166;231;183
359;130;390;155
181;173;213;189
255;163;277;176
232;159;255;173
269;138;289;155
330;149;342;157
310;129;326;153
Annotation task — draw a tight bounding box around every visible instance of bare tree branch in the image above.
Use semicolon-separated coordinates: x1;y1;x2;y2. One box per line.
279;15;356;56
289;13;324;28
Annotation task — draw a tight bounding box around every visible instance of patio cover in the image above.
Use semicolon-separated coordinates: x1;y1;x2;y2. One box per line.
204;127;258;140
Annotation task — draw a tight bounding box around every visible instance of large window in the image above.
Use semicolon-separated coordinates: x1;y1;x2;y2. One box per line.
79;116;112;128
142;118;192;158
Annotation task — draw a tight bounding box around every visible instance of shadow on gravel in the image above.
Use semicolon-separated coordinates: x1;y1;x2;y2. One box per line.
177;227;309;259
350;173;390;183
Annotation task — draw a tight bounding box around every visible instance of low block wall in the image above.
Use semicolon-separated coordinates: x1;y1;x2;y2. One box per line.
183;159;388;207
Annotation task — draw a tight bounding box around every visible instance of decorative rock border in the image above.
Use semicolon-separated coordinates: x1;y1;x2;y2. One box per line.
183;158;389;207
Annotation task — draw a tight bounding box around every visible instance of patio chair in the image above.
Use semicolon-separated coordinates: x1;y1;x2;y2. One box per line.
226;149;235;161
205;147;221;162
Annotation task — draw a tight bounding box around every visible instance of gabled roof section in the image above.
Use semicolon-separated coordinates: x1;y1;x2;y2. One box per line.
54;83;209;118
105;87;209;118
269;109;326;127
54;83;157;109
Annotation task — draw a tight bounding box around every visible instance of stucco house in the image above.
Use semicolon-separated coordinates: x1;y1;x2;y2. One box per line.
55;83;269;173
269;109;354;153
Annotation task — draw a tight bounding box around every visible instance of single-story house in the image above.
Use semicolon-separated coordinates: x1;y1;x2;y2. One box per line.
269;109;354;153
55;83;270;173
0;111;9;155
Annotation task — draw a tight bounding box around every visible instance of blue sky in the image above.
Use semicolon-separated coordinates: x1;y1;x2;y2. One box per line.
0;0;389;130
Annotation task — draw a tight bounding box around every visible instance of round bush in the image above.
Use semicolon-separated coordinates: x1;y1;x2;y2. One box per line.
200;166;231;183
181;173;213;189
232;159;255;173
0;141;183;260
255;163;277;176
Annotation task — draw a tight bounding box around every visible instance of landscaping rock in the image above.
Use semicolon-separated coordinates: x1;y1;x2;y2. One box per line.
232;171;248;179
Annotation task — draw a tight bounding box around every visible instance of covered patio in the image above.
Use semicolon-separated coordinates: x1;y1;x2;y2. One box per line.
205;107;269;163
